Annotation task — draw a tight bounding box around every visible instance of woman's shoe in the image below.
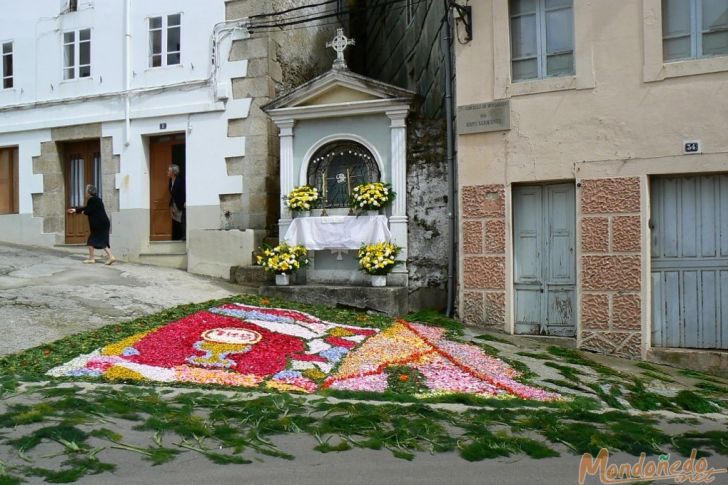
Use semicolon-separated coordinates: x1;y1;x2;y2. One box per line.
83;259;95;264
105;257;116;266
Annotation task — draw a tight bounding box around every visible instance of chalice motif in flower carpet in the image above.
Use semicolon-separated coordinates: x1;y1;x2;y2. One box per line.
47;305;558;401
187;327;263;369
47;304;378;393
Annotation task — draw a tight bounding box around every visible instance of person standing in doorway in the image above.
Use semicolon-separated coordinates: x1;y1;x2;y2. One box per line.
168;164;186;241
66;184;116;265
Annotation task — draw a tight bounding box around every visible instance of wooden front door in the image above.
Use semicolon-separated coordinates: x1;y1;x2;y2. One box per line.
149;134;185;241
513;183;576;336
0;147;18;215
64;141;101;244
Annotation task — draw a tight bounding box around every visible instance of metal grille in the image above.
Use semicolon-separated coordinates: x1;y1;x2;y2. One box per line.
93;152;102;199
307;141;379;208
69;155;85;207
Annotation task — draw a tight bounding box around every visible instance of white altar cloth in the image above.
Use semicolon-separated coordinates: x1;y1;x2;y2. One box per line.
283;215;391;250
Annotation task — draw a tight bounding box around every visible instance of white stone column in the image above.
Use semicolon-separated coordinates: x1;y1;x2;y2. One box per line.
276;119;295;242
387;109;409;285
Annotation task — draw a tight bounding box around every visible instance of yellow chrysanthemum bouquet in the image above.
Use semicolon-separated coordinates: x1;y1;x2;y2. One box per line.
284;185;319;212
256;243;309;275
356;241;401;275
350;182;395;212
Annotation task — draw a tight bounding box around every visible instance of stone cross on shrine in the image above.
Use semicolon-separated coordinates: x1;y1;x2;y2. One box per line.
326;28;355;70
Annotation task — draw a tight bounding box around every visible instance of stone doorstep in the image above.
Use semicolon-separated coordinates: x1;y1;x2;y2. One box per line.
648;348;728;378
136;253;187;270
145;241;187;255
258;284;409;317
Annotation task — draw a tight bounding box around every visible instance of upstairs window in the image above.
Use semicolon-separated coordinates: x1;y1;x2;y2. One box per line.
509;0;574;82
63;29;91;80
662;0;728;61
149;14;181;67
2;42;12;89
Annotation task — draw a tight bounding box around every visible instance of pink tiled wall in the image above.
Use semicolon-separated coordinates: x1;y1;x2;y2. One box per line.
579;177;643;358
461;185;506;327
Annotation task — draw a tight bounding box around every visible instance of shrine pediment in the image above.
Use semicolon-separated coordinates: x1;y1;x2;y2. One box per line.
262;69;415;114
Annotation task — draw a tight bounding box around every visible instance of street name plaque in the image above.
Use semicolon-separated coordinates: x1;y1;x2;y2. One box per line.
457;100;511;134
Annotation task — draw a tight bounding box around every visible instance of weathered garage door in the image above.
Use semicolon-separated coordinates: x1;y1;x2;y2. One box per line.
513;183;576;336
651;174;728;349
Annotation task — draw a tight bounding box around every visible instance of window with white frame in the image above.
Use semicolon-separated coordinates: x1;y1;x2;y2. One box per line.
149;14;181;67
2;42;12;89
63;29;91;80
662;0;728;61
509;0;574;82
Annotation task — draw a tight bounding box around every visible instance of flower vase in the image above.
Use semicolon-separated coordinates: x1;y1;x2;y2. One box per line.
296;211;311;218
275;273;290;286
371;275;387;287
366;210;379;217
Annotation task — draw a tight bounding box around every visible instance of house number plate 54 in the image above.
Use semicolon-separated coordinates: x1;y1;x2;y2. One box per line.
683;140;701;154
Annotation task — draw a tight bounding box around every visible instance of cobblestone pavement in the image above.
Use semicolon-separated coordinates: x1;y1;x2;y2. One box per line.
0;242;243;355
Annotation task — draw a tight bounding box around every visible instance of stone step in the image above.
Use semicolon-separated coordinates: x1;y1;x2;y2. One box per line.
137;252;187;270
259;284;409;316
146;241;187;254
53;244;89;255
230;265;273;284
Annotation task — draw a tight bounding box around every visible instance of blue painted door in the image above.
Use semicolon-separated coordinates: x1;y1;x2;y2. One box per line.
514;183;576;336
651;174;728;349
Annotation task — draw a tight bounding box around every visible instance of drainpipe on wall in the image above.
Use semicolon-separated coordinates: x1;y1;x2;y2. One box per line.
443;1;457;317
124;0;131;146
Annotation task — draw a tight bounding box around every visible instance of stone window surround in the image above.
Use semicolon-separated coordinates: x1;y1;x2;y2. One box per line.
642;0;728;82
492;0;595;98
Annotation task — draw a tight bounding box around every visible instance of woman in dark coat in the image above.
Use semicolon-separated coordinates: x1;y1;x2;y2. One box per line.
66;184;116;265
168;164;186;240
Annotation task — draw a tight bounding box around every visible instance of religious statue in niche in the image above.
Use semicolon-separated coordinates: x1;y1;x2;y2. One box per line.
307;141;380;208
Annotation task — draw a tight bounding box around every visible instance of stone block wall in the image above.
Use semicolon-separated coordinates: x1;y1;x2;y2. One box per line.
460;184;506;327
406;116;447;304
226;0;336;234
579;177;642;358
350;0;447;118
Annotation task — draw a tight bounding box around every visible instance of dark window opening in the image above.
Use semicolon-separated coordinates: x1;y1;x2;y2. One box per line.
307;141;380;208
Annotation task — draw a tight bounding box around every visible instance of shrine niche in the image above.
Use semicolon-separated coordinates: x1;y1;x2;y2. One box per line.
307;141;380;209
262;29;414;286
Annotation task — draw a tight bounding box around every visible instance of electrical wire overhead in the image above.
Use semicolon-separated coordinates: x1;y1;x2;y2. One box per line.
247;0;425;32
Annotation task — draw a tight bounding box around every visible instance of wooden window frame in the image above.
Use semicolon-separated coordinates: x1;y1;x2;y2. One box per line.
509;0;575;82
662;0;728;62
2;42;12;89
148;14;182;68
62;28;91;80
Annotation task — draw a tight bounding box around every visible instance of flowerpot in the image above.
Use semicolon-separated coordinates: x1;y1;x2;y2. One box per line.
275;273;291;286
371;275;387;287
366;210;379;217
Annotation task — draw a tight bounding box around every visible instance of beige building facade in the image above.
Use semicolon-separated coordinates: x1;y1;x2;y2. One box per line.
456;0;728;370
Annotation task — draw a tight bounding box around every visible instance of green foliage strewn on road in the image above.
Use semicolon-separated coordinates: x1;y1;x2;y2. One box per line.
0;295;727;483
1;383;727;483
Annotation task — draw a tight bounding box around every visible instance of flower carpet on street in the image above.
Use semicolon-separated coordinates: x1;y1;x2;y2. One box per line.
48;304;558;400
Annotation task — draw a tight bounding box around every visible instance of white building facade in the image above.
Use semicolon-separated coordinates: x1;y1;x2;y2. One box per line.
0;0;328;276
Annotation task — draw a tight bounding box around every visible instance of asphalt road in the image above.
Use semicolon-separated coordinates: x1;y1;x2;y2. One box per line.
1;241;726;485
0;242;242;355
